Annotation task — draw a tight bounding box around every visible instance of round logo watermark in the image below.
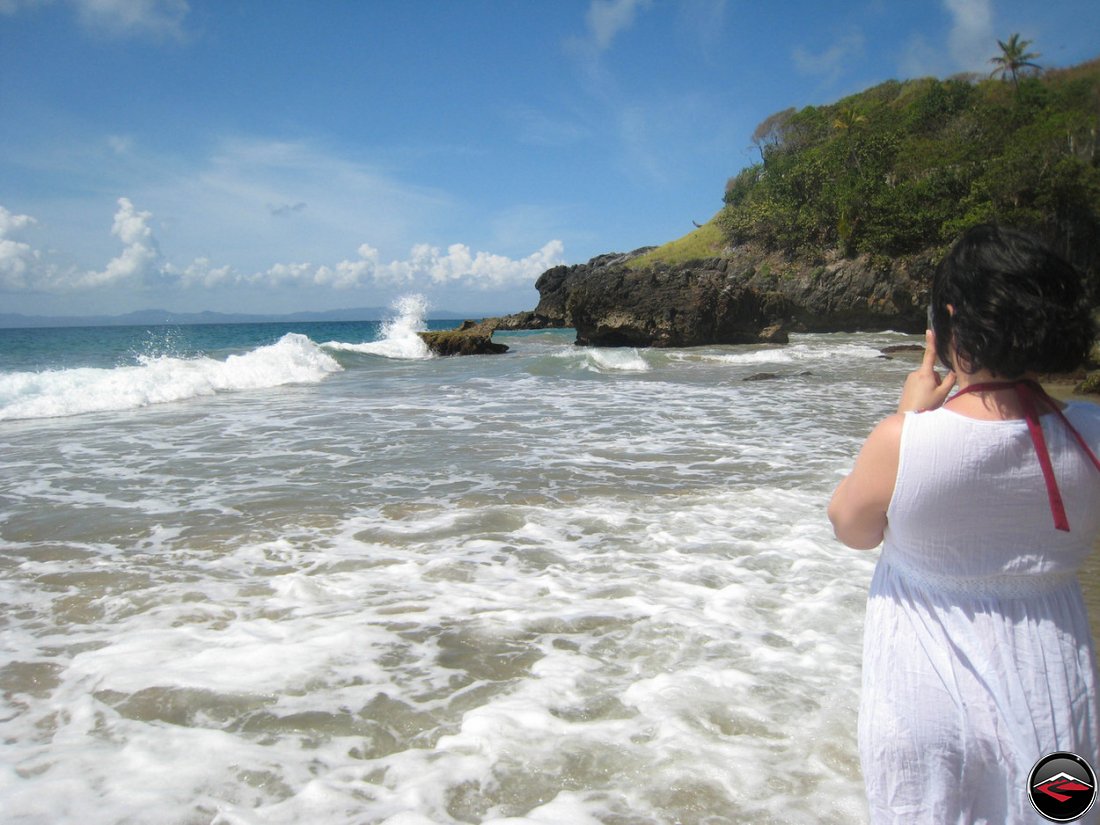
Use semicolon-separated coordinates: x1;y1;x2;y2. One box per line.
1029;751;1097;822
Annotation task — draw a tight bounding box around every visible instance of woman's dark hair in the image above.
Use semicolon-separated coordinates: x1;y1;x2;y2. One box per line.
931;224;1095;377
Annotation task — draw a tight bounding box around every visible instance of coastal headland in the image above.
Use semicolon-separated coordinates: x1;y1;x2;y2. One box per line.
442;53;1100;389
482;54;1100;386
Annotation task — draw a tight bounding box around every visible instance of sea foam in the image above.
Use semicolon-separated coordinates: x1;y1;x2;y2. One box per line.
552;347;651;373
0;333;341;421
323;295;432;360
0;328;919;823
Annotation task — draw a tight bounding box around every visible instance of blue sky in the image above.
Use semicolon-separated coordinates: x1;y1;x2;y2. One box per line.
2;0;1099;319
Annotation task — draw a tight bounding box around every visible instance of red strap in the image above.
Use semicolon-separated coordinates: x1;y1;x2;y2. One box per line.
950;380;1100;532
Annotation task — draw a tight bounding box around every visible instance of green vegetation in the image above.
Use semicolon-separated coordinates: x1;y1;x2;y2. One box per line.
627;219;726;269
716;46;1100;287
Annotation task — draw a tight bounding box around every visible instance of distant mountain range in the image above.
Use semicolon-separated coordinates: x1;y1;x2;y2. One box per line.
0;307;479;329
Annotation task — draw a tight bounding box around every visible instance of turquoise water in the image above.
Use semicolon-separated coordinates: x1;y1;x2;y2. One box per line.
0;298;924;823
0;319;461;372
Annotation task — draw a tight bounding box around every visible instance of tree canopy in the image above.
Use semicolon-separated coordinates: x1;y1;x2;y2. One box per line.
718;52;1100;289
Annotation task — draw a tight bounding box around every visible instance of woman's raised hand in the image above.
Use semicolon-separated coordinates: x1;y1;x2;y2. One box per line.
897;330;956;413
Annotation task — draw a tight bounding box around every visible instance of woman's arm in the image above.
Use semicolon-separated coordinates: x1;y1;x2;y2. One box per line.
828;331;956;550
828;414;904;550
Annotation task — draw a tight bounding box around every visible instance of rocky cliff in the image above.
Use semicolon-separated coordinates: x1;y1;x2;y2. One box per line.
497;242;936;347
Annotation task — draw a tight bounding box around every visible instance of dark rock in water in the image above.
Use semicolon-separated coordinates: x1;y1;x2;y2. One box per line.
743;370;814;382
880;344;925;355
493;310;561;330
494;240;937;347
564;254;793;348
419;320;509;356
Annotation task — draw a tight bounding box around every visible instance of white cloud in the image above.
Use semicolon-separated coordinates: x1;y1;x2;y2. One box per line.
241;240;565;292
792;31;866;85
902;0;995;78
0;206;39;290
0;199;163;292
0;206;35;237
0;0;189;38
585;0;650;51
168;256;232;289
1;194;565;302
944;0;994;73
77;197;161;288
566;0;652;81
422;240;566;288
72;0;190;40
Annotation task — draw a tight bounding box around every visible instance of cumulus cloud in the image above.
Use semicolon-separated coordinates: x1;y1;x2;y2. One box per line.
0;198;165;292
169;256;233;289
0;206;39;290
421;240;565;288
77;197;162;288
2;198;565;299
242;240;565;292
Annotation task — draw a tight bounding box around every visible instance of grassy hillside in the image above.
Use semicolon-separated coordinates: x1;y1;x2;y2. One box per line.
626;220;726;269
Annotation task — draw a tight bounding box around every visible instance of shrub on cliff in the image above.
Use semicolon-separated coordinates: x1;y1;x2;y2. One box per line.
718;54;1100;295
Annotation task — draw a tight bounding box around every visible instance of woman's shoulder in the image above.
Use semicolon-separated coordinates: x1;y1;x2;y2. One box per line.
867;412;907;446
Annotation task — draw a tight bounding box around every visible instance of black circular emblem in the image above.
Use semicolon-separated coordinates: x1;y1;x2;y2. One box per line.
1029;751;1097;822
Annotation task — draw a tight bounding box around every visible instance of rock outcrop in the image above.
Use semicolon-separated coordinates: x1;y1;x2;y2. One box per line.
419;320;509;356
565;257;792;347
498;242;937;347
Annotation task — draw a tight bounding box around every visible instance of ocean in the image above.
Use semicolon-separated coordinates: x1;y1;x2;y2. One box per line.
0;296;922;824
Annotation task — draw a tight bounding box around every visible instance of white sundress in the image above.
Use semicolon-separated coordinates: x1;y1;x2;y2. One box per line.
860;400;1100;824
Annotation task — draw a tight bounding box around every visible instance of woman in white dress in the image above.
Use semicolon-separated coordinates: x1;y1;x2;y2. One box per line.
829;224;1100;823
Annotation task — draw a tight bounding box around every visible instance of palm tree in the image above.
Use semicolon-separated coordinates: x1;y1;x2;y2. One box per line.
989;34;1041;89
832;106;867;132
832;106;868;176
